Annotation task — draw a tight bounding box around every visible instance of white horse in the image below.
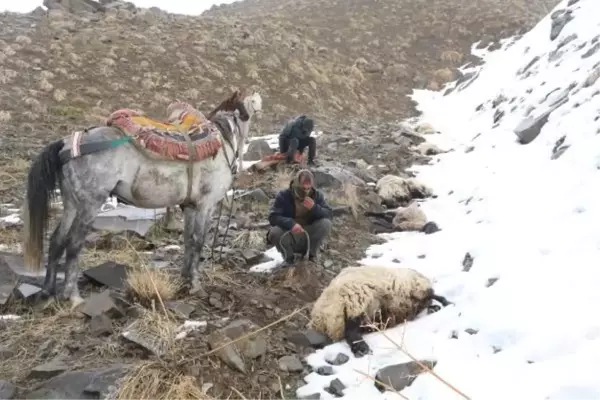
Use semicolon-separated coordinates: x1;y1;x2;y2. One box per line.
22;90;263;308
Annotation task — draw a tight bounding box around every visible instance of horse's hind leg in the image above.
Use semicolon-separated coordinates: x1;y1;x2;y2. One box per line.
188;202;214;294
42;197;77;296
60;195;106;309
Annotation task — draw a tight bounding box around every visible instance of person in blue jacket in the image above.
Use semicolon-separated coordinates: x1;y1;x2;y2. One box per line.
278;115;317;165
267;169;333;268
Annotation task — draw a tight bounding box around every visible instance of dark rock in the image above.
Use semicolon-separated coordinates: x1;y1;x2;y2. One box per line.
375;360;436;392
465;328;479;335
550;9;574;41
278;355;304;372
0;380;16;399
326;353;349;366
80;290;125;319
83;261;128;290
286;329;330;349
567;0;579;5
299;393;321;400
207;319;268;373
23;365;128;399
331;205;351;216
582;43;600;59
486;277;499;287
514;97;569;144
239;188;270;203
242;249;264;266
316;366;334;376
311;165;365;189
245;139;274;161
166;301;195;318
29;359;69;380
462;252;474;272
326;378;346;397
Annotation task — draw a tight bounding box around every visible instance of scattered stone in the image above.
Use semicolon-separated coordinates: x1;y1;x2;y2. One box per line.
331;205;351;216
0;284;14;305
207;319;268;373
23;365;128;399
166;301;195;318
582;43;600;59
550;9;574;41
286;329;330;349
245;139;274;161
316;365;334;376
465;328;479;335
0;380;16;400
80;290;125;319
121;322;170;357
241;249;264;266
299;393;321;400
326;353;349;366
89;314;113;336
13;283;42;300
374;360;436;392
486;277;499;287
83;261;128;290
239;188;270;203
462;252;474;272
278;355;304;372
29;359;69;380
311;165;365;189
325;378;346;397
514;97;568;145
567;0;579;5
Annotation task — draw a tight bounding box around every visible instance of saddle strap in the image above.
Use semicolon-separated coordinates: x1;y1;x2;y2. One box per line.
182;132;197;206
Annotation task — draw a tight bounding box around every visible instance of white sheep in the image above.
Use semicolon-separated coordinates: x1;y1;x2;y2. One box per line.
375;175;433;208
365;201;440;234
310;265;451;357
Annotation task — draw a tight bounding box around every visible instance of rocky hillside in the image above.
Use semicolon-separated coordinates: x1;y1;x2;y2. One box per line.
0;0;556;143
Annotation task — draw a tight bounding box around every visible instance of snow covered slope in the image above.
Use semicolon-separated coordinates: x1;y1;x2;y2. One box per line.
297;0;600;399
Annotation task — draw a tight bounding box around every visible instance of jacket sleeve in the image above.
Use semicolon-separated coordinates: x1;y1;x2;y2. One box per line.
311;190;333;220
268;191;296;230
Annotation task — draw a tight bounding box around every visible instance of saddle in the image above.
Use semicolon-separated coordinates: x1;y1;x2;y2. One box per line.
105;101;224;162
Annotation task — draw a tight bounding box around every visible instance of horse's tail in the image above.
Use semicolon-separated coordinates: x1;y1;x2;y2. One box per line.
23;139;65;271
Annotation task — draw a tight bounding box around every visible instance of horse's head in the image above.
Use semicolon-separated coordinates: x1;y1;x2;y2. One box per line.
243;91;263;120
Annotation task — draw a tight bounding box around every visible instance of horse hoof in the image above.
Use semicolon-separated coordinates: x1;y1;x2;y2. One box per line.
189;282;207;297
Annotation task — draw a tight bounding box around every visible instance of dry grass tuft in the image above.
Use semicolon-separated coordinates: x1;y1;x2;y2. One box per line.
125;267;182;307
231;229;264;250
122;308;179;356
116;361;209;400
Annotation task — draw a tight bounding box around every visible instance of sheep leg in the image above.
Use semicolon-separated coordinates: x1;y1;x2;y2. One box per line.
344;315;372;357
431;293;452;307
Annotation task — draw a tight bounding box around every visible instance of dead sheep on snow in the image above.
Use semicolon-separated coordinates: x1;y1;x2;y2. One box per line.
309;266;452;357
365;201;440;234
375;174;433;208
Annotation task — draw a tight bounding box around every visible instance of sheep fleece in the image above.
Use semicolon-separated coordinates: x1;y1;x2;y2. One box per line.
393;203;427;231
310;266;433;340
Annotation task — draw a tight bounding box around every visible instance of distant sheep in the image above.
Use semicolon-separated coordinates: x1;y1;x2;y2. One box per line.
310;266;452;357
365;201;440;234
375;175;433;208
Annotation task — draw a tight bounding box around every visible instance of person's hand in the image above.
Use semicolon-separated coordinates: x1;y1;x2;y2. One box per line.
303;197;314;209
291;223;304;233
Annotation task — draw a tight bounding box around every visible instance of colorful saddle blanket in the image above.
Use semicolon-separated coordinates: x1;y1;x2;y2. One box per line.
105;101;223;162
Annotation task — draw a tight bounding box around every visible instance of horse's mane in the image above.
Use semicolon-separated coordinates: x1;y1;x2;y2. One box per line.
207;88;249;121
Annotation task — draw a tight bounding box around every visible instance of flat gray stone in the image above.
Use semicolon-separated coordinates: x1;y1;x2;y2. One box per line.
83;261;128;289
0;380;16;399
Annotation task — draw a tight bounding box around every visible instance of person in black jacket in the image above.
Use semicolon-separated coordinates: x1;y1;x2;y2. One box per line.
267;169;332;268
278;115;317;165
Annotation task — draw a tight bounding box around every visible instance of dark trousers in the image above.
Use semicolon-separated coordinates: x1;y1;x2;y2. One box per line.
279;136;317;163
267;218;332;262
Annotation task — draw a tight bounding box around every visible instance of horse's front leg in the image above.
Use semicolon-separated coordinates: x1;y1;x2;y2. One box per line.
181;205;196;283
188;203;214;294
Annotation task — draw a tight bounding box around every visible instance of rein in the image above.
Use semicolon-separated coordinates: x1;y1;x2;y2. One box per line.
210;112;244;261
